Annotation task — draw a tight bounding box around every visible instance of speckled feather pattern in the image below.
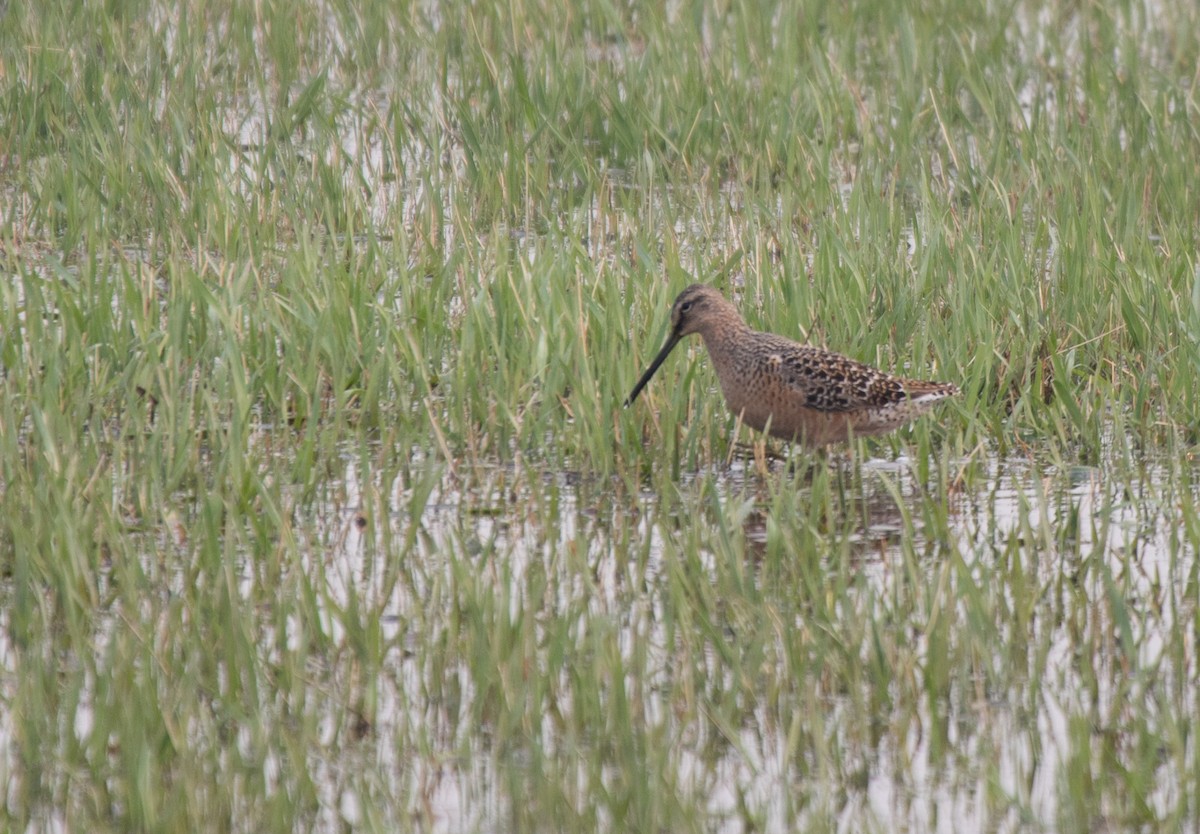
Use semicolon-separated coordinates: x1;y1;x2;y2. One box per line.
627;284;959;447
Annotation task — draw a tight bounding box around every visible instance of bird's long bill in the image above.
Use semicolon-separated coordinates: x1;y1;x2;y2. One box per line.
624;330;682;407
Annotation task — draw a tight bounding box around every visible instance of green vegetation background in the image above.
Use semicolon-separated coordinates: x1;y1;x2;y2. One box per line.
2;0;1199;831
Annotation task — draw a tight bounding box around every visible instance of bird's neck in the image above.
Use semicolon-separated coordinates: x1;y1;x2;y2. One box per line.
697;317;752;352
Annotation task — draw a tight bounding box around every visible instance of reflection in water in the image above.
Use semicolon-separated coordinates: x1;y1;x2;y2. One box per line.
304;444;1196;832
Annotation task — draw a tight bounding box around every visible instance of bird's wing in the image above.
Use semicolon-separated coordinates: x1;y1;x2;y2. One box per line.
774;344;907;413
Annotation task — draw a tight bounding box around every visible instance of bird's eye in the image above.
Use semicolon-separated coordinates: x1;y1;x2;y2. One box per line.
680;301;693;314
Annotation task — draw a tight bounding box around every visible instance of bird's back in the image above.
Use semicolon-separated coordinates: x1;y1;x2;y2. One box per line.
705;330;958;445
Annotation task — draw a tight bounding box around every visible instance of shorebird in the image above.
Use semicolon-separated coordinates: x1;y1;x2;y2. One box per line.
625;285;958;447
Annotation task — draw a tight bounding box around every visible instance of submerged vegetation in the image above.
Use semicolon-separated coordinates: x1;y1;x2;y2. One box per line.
2;0;1199;830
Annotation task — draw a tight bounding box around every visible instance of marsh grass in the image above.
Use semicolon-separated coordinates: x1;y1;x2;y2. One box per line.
2;0;1200;830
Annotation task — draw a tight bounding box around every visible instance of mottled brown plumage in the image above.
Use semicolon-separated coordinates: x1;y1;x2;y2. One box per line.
626;285;958;447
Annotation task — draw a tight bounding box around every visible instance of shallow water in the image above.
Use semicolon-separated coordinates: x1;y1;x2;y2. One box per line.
292;439;1197;832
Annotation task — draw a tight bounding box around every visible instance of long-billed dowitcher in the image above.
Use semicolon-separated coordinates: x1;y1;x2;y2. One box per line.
625;285;958;447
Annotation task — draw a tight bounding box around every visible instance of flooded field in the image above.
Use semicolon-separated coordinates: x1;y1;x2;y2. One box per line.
282;441;1193;832
3;0;1200;830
